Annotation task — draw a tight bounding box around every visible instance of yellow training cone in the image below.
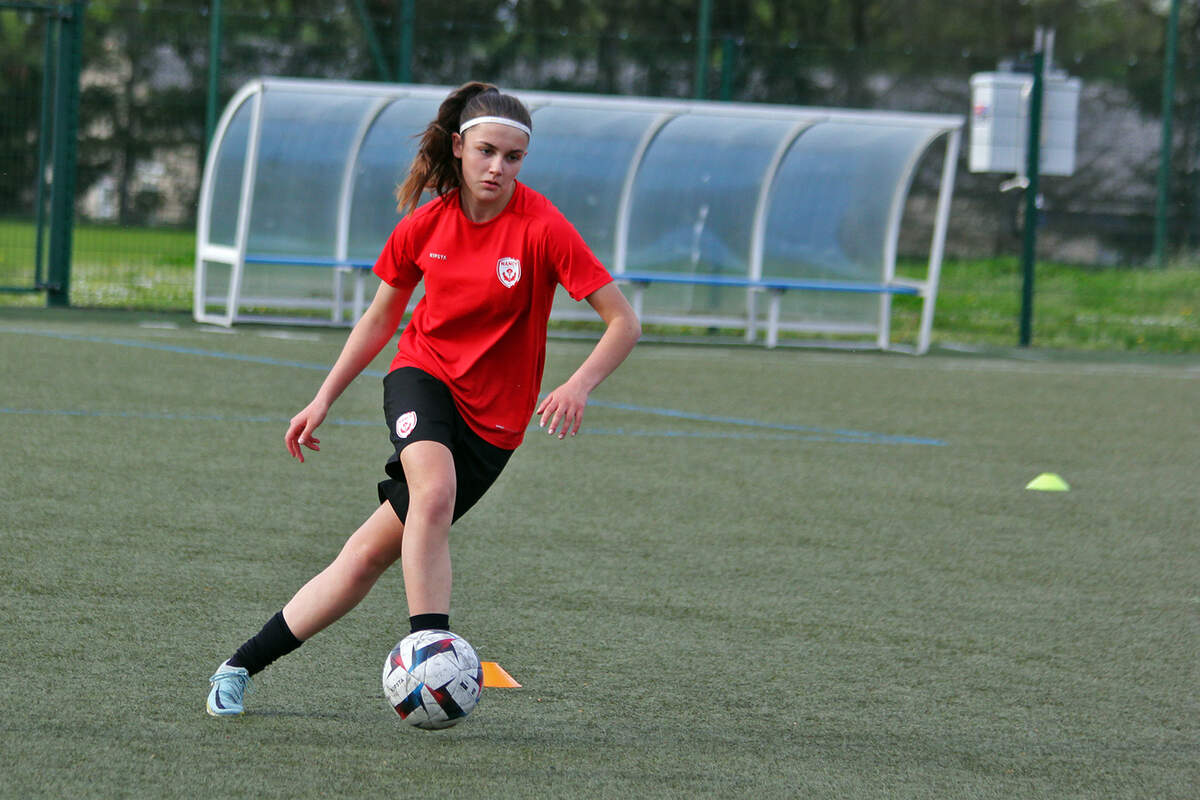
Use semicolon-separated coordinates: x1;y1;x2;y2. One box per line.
481;661;521;688
1026;473;1070;492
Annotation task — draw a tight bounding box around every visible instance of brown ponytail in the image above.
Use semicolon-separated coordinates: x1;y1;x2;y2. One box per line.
395;81;533;217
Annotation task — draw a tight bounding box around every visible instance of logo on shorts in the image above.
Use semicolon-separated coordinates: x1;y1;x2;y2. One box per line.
395;411;417;439
497;257;521;288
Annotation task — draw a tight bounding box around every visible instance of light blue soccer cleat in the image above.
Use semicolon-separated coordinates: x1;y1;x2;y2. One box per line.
207;661;252;717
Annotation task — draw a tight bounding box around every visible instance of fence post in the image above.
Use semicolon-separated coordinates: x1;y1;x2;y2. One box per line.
46;1;84;309
693;0;712;100
1153;0;1180;268
396;0;414;83
353;0;392;82
205;0;222;150
1018;34;1046;348
33;17;58;289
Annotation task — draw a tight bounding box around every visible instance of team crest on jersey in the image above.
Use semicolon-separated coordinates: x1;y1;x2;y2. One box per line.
497;257;521;288
395;411;417;439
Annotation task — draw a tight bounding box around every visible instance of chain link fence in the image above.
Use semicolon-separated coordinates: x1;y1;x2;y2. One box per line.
1;2;1197;323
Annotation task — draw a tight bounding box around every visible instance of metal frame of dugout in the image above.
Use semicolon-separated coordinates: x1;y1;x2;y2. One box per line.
195;78;963;353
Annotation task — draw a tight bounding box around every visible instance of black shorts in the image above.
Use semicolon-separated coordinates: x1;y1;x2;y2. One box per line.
377;367;513;525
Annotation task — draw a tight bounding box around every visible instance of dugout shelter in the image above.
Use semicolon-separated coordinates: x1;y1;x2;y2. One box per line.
195;78;962;353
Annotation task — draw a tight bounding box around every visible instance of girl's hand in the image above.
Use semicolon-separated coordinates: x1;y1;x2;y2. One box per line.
536;380;588;440
285;400;329;462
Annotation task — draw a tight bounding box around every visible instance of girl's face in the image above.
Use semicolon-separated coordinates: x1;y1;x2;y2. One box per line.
452;122;528;220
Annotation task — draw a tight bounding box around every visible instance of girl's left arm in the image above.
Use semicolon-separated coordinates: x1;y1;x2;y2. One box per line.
536;281;641;439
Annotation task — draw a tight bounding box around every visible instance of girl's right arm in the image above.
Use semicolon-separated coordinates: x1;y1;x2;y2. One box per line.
285;280;415;462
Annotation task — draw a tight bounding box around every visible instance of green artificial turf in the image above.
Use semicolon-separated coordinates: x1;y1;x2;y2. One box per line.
0;308;1196;798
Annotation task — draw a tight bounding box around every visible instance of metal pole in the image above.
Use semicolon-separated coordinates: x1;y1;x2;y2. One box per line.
46;0;83;308
205;0;222;150
396;0;414;83
353;0;392;82
1018;34;1046;347
33;17;58;288
694;0;712;100
1153;0;1180;268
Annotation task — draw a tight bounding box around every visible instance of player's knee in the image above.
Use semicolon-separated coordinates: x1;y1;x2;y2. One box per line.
407;479;456;524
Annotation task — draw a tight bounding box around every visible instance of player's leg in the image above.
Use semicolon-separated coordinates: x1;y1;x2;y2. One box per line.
207;502;407;717
282;500;407;639
208;367;506;716
395;439;457;621
385;424;514;627
283;439;457;634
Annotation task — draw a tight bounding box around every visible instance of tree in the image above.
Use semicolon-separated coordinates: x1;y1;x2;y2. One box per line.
9;0;1194;247
0;11;50;216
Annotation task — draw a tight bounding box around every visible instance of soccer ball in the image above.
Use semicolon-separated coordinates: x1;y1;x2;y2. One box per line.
382;630;483;730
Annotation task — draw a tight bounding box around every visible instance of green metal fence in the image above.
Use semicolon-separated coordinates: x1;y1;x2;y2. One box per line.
0;2;1197;350
0;0;83;307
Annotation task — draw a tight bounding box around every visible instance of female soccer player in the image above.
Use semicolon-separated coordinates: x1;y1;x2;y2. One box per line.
207;82;640;716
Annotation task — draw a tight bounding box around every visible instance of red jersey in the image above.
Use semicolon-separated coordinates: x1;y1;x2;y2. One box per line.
373;182;613;449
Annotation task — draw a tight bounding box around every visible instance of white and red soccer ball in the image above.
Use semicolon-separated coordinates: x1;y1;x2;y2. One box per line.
382;630;483;730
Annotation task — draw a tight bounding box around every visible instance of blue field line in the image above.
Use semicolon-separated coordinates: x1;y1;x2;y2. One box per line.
587;399;946;446
0;407;376;427
2;327;946;446
0;327;389;377
0;407;937;445
580;426;938;444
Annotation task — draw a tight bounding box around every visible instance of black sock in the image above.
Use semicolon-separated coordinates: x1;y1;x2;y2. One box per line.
409;613;449;633
228;610;303;676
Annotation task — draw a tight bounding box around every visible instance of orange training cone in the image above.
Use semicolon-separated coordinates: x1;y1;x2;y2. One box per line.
481;661;521;688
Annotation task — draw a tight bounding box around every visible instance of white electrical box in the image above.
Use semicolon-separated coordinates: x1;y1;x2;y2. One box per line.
969;71;1080;177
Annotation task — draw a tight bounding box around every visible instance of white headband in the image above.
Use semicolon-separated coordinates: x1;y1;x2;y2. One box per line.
459;115;532;140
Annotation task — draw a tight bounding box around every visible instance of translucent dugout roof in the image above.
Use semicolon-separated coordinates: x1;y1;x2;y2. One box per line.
196;78;962;351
